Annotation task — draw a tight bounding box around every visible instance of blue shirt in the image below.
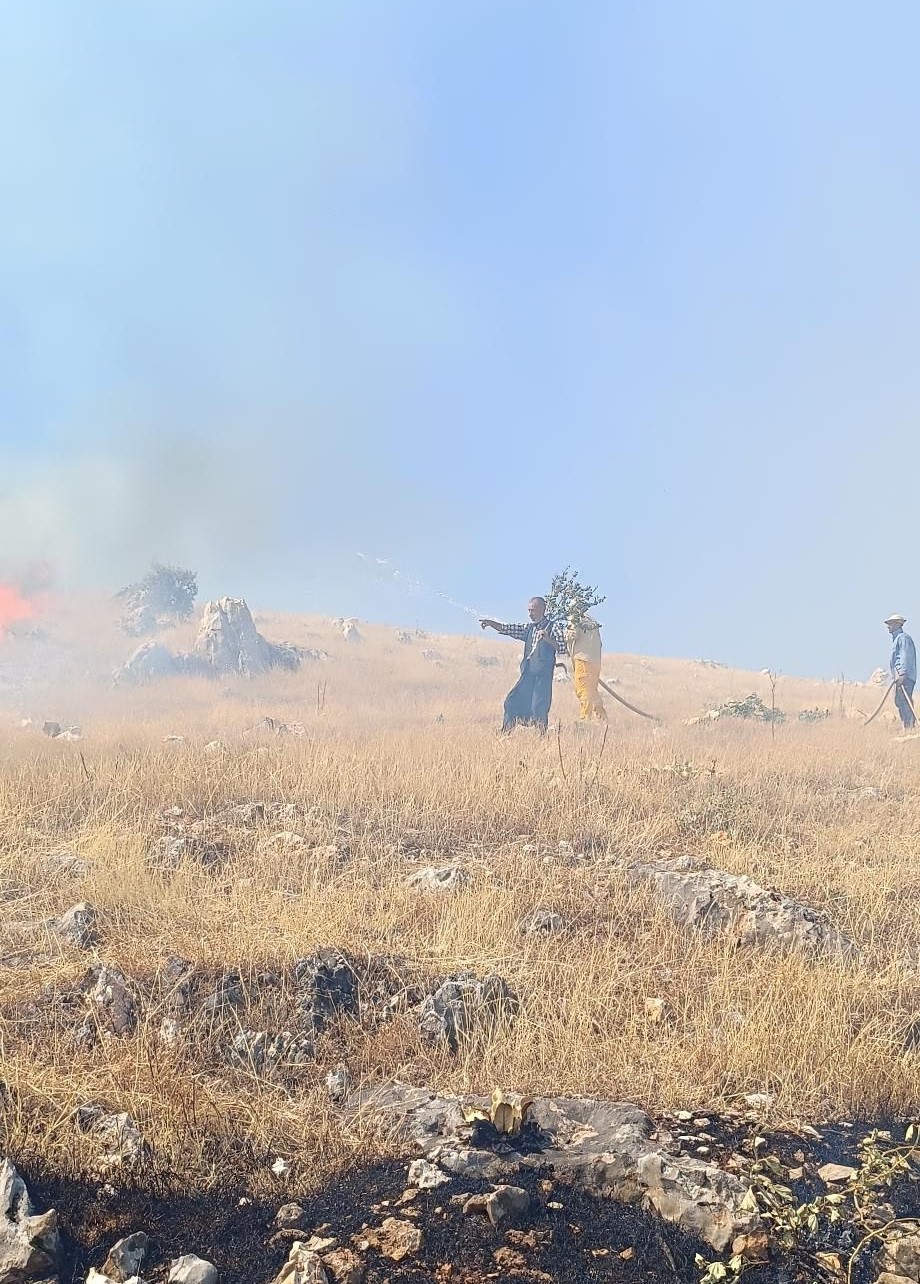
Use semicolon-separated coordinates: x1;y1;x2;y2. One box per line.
890;630;917;682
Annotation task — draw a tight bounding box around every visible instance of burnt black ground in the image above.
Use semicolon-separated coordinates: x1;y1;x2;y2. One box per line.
22;1115;920;1284
28;1159;705;1284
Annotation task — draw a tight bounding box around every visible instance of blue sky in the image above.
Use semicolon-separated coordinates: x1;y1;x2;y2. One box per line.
2;1;919;678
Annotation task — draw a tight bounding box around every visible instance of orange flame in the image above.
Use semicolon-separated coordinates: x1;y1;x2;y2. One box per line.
0;583;37;638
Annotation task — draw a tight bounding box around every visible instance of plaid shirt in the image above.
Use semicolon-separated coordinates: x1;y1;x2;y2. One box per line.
497;617;568;659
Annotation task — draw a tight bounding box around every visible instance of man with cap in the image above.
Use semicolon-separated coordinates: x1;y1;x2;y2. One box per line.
886;613;917;729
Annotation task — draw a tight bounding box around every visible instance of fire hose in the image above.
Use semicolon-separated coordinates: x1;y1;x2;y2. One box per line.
555;661;659;721
863;678;920;727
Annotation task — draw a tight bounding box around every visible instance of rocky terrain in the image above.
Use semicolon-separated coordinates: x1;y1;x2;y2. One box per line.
0;601;918;1283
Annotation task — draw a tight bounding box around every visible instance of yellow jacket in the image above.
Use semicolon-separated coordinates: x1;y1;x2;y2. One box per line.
567;616;602;663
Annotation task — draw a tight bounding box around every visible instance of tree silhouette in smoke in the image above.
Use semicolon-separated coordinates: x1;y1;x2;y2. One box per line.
116;563;198;636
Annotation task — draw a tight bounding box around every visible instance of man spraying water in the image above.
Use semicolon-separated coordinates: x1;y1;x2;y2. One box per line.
480;597;568;734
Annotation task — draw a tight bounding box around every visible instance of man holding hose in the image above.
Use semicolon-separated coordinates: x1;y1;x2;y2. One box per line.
480;597;568;734
886;613;917;730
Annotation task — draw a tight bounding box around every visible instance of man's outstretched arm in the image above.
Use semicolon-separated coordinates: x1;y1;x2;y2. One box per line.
480;619;528;641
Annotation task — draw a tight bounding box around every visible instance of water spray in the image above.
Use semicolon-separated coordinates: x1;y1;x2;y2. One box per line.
356;553;482;620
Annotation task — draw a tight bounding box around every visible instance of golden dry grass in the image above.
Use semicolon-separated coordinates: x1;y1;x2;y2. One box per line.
0;602;917;1191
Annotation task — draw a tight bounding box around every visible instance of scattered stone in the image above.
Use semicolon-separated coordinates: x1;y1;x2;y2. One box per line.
817;1162;857;1184
418;973;518;1053
321;1248;364;1284
272;1157;291;1179
349;1084;758;1252
103;1231;150;1281
295;950;358;1031
630;855;854;958
230;1030;315;1073
878;1224;920;1280
494;1246;527;1270
81;964;138;1038
148;832;231;874
163;735;187;744
159;1017;180;1047
56;902;99;949
341;620;361;644
463;1184;530;1229
303;1238;336;1255
204;741;227;756
519;908;565;936
214;802;266;827
168;1254;218;1284
245;718;306;738
115;642;179;684
275;1204;308;1232
76;1106;145;1171
41;720;62;738
644;996;671;1024
407;1159;449;1190
325;1066;352;1103
46;851;91;878
395;630;412;645
262;832;307;851
272;1242;329;1284
405;866;468;893
359;1218;422;1262
0;1158;60;1283
743;1092;775;1111
421;649;443;664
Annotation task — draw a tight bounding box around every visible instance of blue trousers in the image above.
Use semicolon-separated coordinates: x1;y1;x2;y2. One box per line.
895;678;916;729
502;661;554;733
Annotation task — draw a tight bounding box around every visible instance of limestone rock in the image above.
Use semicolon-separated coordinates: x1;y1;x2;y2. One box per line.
272;1244;328;1284
56;902;99;949
348;1083;758;1253
358;1218;421;1262
405;866;468;893
103;1232;150;1281
0;1158;60;1284
76;1105;145;1171
407;1159;449;1190
817;1162;856;1184
878;1224;920;1280
229;1030;315;1073
194;598;301;677
147;832;230;874
519;908;565;936
630;855;854;958
418;973;518;1053
168;1254;218;1284
274;1204;308;1232
324;1066;352;1103
81;964;137;1037
46;851;90;878
115;642;178;684
295;950;358;1031
463;1184;529;1228
320;1248;364;1284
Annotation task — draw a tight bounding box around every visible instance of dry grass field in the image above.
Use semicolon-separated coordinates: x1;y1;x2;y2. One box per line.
0;598;918;1198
